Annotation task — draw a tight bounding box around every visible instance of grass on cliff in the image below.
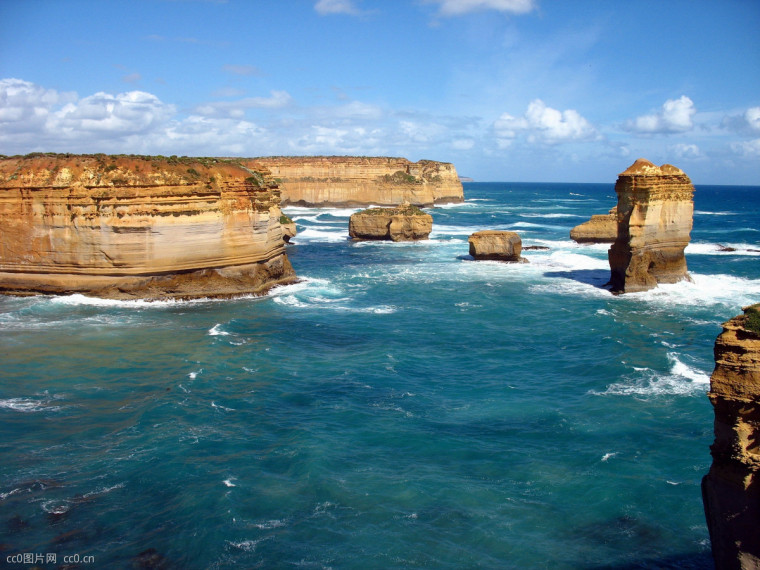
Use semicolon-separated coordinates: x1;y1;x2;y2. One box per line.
361;204;427;216
745;304;760;335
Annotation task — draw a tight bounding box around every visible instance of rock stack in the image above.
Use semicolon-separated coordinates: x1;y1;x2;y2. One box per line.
570;206;618;244
348;203;433;242
702;304;760;569
607;159;695;293
468;231;526;262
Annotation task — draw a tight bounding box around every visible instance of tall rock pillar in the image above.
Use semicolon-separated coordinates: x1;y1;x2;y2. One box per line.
607;159;694;293
702;304;760;570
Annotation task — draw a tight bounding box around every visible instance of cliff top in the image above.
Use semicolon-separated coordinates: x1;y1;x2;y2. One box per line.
742;303;760;336
619;158;686;177
357;203;429;217
0;153;275;189
250;155;454;166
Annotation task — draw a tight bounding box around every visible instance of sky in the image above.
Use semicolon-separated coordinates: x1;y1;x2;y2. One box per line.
1;0;758;184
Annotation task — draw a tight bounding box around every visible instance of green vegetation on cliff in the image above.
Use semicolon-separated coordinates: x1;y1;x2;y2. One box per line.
744;304;760;335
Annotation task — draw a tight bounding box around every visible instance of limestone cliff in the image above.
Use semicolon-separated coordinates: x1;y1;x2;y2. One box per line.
570;206;617;244
608;159;694;293
0;154;296;300
247;156;464;207
702;304;760;569
348;204;433;242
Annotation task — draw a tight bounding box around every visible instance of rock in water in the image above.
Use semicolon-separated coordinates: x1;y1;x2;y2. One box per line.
468;231;526;262
607;159;694;293
702;304;760;569
570;207;618;244
348;204;433;242
0;154;297;300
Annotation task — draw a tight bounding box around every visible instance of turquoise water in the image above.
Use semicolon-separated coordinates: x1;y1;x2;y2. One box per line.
1;182;759;569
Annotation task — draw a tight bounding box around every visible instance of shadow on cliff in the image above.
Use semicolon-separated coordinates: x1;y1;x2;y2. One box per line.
543;268;611;290
585;552;714;570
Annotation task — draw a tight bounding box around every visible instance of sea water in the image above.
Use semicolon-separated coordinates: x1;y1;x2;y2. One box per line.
1;182;758;569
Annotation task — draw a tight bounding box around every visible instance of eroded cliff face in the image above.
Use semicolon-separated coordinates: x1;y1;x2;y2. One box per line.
0;154;296;300
608;159;694;293
248;156;464;207
702;304;760;570
348;204;433;242
570;207;618;244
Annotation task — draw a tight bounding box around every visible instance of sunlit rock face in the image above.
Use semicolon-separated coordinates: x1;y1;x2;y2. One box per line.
570;207;618;244
0;154;296;300
702;304;760;570
468;231;526;262
248;156;464;207
607;159;694;293
348;204;433;242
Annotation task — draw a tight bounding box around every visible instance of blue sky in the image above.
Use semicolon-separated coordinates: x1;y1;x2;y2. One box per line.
1;0;758;184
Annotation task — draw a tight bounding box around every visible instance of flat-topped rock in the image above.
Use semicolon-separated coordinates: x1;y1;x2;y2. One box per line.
608;158;695;293
570;206;618;244
348;203;433;242
468;231;526;262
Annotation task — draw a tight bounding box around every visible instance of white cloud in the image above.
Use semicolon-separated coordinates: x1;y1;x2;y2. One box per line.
314;0;360;15
493;99;598;144
426;0;536;16
721;106;760;134
731;138;760;158
625;95;696;134
194;91;293;118
222;64;261;76
670;143;701;159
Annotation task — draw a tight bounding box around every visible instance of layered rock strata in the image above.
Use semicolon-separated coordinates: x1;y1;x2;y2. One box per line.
570;206;618;244
248;156;464;207
608;159;694;293
348;204;433;242
468;231;526;262
702;304;760;569
0;154;296;300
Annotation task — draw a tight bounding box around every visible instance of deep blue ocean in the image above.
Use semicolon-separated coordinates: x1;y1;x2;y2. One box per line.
1;182;759;569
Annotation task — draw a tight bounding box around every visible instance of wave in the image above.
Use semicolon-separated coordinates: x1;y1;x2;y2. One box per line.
594;353;710;397
270;276;396;314
518;213;584;219
686;242;760;256
0;392;65;413
208;324;230;336
694;210;737;216
623;273;760;310
295;227;348;243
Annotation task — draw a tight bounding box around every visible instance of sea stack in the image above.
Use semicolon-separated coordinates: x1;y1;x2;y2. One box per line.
607;159;694;293
702;304;760;569
468;231;526;262
570;206;618;244
0;154;297;300
348;203;433;241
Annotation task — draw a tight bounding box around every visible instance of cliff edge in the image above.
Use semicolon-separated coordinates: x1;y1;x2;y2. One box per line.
248;156;464;207
702;304;760;570
0;154;296;300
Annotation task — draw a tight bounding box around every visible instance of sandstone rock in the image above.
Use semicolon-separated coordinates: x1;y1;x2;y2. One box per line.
702;304;760;570
0;154;297;300
348;204;433;242
607;159;695;293
570;206;618;244
248;156;464;207
468;231;526;262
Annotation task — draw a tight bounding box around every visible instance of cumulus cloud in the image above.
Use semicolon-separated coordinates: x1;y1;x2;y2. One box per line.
426;0;536;16
730;138;760;158
624;95;696;134
195;90;292;118
670;143;701;159
721;106;760;135
314;0;360;15
493;99;598;144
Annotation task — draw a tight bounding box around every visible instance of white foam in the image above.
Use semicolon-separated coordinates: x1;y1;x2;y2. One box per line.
49;293;215;308
0;392;64;413
208;324;230;336
223;478;237;487
686;242;760;256
519;213;583;219
211;401;235;412
601;452;618;462
296;227;348;242
595;353;710;397
623;273;760;310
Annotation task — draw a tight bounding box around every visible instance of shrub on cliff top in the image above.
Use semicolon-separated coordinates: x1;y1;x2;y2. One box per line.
361;204;426;216
744;304;760;335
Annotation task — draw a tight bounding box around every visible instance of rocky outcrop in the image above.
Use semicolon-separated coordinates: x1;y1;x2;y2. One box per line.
570;206;617;244
248;156;464;207
468;231;526;262
607;159;695;293
348;204;433;242
0;154;296;300
702;304;760;569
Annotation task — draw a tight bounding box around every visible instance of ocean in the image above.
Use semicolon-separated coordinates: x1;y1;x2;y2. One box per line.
1;182;759;569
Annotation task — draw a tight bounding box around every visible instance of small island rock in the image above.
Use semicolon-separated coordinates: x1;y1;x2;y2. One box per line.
468;231;526;262
349;203;433;242
570;206;618;244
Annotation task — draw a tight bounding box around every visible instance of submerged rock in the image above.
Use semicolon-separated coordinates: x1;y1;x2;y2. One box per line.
608;159;695;293
468;231;526;262
570;206;618;244
702;304;760;569
348;203;433;242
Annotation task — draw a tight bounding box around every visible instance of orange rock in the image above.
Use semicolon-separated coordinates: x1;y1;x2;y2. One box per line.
0;154;296;299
